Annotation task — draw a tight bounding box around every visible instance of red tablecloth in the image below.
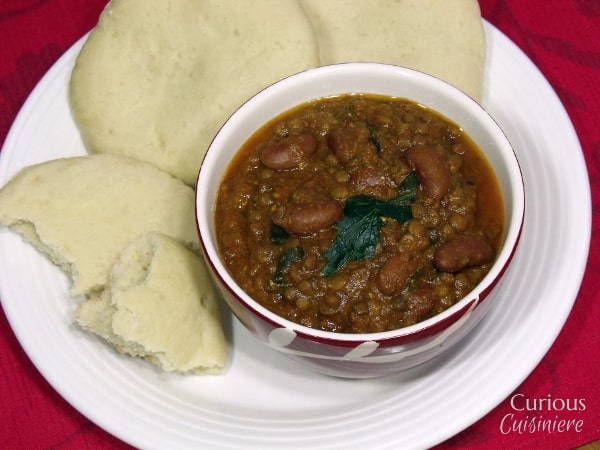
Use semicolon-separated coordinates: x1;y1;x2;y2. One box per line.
0;1;598;449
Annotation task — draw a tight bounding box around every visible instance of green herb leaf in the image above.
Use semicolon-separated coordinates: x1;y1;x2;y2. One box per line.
366;122;382;153
269;246;305;289
344;195;412;223
321;172;418;276
269;224;289;245
397;172;419;199
278;246;305;271
322;212;382;277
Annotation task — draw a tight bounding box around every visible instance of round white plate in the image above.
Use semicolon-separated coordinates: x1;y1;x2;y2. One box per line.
0;22;591;449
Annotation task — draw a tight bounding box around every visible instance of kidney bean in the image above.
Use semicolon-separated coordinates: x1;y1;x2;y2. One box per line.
274;199;342;236
328;126;375;165
404;287;436;324
350;166;398;199
329;129;356;164
260;133;318;170
376;252;420;296
405;144;450;201
433;234;494;273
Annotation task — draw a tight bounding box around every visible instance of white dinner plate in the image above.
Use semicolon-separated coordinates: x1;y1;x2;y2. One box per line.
0;22;591;449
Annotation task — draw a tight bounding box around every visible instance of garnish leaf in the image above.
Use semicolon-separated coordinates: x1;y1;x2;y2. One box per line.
322;212;382;277
397;172;419;198
322;172;418;276
344;195;412;223
270;224;289;245
269;246;305;289
366;122;382;153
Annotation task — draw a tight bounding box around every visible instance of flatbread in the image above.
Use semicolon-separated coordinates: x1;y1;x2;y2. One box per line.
74;233;227;375
299;0;486;100
70;0;319;185
0;154;199;296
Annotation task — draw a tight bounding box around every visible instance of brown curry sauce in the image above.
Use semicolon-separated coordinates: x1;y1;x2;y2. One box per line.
215;94;504;333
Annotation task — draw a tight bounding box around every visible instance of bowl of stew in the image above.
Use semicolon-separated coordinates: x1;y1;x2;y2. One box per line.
196;63;524;378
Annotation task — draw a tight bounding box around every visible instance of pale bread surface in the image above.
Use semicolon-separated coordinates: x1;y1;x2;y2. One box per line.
70;0;319;185
0;154;199;296
299;0;486;101
74;233;227;375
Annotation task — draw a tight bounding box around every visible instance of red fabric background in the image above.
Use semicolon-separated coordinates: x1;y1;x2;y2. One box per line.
0;1;598;448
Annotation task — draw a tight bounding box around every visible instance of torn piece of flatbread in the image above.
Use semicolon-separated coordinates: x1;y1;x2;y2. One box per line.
74;233;227;375
0;154;199;296
299;0;486;101
69;0;319;185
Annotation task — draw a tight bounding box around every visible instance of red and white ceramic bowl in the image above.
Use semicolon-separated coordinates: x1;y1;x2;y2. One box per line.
196;63;524;378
